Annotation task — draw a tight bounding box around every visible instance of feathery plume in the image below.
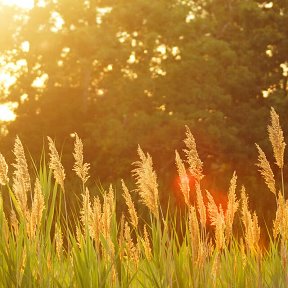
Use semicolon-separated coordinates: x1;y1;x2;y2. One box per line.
124;221;139;266
273;193;288;241
30;179;45;237
10;208;19;236
184;126;204;182
188;205;200;261
73;133;90;184
55;223;63;258
268;107;286;169
207;191;225;250
80;187;92;235
102;190;113;239
47;137;65;191
12;136;31;215
12;136;31;192
90;196;101;249
142;225;152;260
0;153;9;185
225;172;239;243
241;187;260;252
195;182;206;229
121;180;138;229
132;146;159;219
255;144;276;195
175;150;190;206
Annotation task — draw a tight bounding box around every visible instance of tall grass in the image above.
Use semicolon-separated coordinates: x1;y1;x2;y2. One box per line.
0;107;287;287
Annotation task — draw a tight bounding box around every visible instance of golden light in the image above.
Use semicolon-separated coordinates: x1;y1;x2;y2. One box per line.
0;104;16;122
0;0;34;9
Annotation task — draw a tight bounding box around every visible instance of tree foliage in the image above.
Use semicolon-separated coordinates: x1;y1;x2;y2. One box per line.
0;0;288;213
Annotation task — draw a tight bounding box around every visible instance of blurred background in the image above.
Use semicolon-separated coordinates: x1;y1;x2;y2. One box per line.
0;0;287;226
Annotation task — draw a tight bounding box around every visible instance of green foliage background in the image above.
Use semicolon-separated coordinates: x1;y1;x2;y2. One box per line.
0;0;288;220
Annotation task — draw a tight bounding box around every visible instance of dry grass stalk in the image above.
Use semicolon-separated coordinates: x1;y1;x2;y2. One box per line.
268;107;286;169
73;133;90;185
0;193;9;244
10;208;19;236
273;193;288;241
118;214;125;260
102;190;113;240
30;179;45;238
255;144;276;195
142;225;152;260
184;126;204;182
12;136;31;216
121;180;138;229
0;153;9;185
211;253;219;287
80;187;92;236
132;145;159;219
175;150;190;206
207;191;225;250
55;223;63;258
188;205;200;261
241;187;260;253
47;137;65;191
195;182;206;229
124;221;139;266
225;172;239;243
90;196;102;249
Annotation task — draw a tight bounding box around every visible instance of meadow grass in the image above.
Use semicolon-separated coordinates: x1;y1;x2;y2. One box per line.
0;107;287;287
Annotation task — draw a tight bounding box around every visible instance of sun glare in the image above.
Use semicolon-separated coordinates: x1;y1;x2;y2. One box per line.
0;0;34;9
0;104;16;122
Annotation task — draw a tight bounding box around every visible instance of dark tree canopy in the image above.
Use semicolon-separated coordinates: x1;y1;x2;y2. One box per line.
0;0;287;215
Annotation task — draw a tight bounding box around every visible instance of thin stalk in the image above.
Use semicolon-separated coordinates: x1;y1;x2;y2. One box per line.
281;168;285;198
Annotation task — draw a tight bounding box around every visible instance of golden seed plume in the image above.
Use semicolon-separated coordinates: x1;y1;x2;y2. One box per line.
255;144;276;195
73;133;90;184
195;182;206;229
132;145;159;219
102;190;113;240
80;187;92;236
273;193;288;241
241;187;260;252
30;178;45;237
184;126;204;182
124;221;139;266
12;136;31;215
90;196;101;249
10;208;19;236
47;137;65;191
188;205;200;261
0;153;9;185
55;223;63;258
268;107;286;169
175;150;190;206
121;180;138;229
207;191;225;250
13;136;31;192
143;225;152;260
225;172;239;243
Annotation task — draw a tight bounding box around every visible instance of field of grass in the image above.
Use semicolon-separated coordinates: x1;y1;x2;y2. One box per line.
0;107;287;287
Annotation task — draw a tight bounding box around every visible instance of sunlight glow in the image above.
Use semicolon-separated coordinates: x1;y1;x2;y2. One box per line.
0;104;16;122
0;0;34;9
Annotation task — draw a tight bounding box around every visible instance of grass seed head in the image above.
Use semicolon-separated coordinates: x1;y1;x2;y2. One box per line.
255;144;276;195
73;133;90;184
0;153;9;185
175;150;190;206
184;126;204;182
121;179;138;229
132;145;159;219
268;107;286;169
47;136;65;191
